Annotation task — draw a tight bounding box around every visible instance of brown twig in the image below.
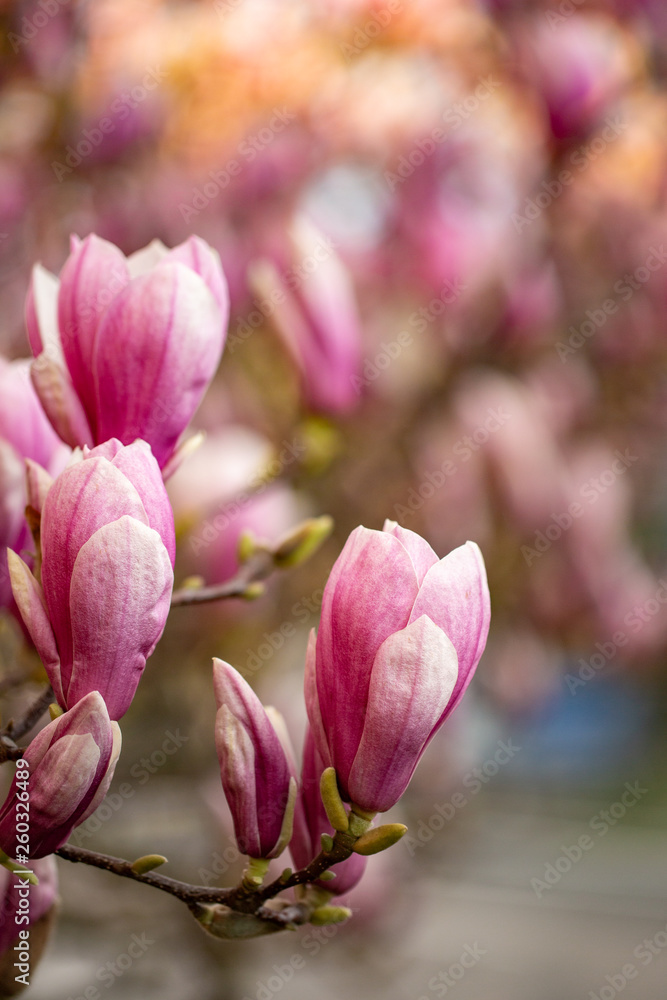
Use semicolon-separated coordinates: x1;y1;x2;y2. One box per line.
170;552;275;607
4;686;54;741
56;832;356;916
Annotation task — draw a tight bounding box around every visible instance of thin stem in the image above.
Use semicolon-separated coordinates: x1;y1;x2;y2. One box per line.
171;552;274;607
56;834;356;916
5;686;54;741
56;845;235;905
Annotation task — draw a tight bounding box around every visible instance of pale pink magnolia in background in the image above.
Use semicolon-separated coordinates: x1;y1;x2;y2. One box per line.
167;426;304;583
0;692;120;859
513;14;635;139
0;855;58;990
248;216;362;414
290;727;367;894
8;439;174;721
213;658;297;860
307;522;490;814
0;356;70;608
26;233;229;470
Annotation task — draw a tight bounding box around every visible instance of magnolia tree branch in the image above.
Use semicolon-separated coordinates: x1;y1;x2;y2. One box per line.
170;552;275;606
0;685;55;762
56;832;357;922
5;685;54;741
170;516;333;607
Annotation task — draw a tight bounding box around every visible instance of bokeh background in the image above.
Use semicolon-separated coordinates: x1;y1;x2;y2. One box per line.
2;0;667;997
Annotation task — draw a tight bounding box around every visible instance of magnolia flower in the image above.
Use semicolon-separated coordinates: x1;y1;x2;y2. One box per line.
26;233;229;469
248;216;362;414
9;439;174;721
213;659;297;860
0;693;121;859
306;521;490;813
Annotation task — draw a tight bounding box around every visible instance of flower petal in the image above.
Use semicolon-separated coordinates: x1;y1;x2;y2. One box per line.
85;438;175;565
409;540;490;719
30;353;94;450
41;457;150;674
166;235;229;330
316;526;419;781
68;517;173;719
382;520;439;585
57;233;130;423
93;262;224;468
347;616;458;813
25;263;61;360
7;550;63;704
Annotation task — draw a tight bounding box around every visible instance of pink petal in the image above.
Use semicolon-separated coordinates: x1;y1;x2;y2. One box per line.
215;704;261;858
126;238;168;277
316;527;419;780
213;658;292;857
409;540;490;719
41;457;150;671
86;438;175;565
77;722;122;824
93;262;224;468
7;550;63;705
382;519;439;584
25;263;61;359
30;353;94;449
304;628;330;769
166;235;229;331
68;517;173;719
57;234;130;424
347;616;458;813
25;459;54;515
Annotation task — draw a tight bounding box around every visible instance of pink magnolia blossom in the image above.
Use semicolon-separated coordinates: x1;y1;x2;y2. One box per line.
0;692;121;859
249;216;362;414
9;439;174;721
26;234;229;469
290;727;367;894
306;522;490;813
213;659;297;860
